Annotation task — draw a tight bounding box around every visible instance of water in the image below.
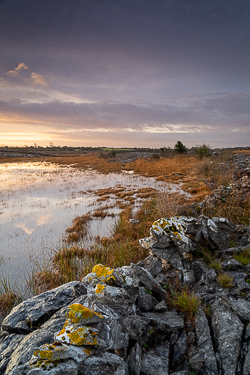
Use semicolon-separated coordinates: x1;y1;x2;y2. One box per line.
0;161;184;286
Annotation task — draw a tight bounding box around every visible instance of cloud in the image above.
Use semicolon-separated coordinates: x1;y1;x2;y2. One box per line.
15;223;35;235
15;62;28;72
6;70;19;77
31;72;49;86
6;62;29;77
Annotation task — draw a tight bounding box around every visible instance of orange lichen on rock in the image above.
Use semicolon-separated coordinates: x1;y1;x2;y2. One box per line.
56;324;99;346
68;303;103;323
95;284;105;294
92;264;115;282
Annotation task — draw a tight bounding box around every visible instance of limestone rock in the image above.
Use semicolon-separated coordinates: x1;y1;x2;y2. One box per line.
142;311;184;331
2;281;86;334
211;298;244;374
194;307;218;375
136;287;158;312
78;352;129;374
140;342;170;375
137;255;162;277
127;343;141;375
0;332;25;374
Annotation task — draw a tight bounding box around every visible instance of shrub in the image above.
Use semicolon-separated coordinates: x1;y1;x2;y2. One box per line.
196;143;211;159
174;141;187;154
110;148;116;157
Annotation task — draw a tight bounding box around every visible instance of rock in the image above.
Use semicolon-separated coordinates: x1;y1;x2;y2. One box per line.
194;307;218;375
137;255;162;277
122;316;151;339
222;296;250;322
87;284;137;315
78;352;129;374
0;332;25;374
243;345;250;375
127;343;141;375
211;298;244;374
221;257;243;271
171;331;187;369
130;264;167;300
227;271;250;292
154;300;167;312
9;359;79;375
2;281;86;334
140;342;170;375
245;322;250;341
151;245;184;271
5;313;67;374
136;287;158;312
142;311;184;331
191;260;217;285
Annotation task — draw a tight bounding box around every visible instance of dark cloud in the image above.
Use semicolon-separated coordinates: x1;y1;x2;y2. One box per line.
0;0;250;146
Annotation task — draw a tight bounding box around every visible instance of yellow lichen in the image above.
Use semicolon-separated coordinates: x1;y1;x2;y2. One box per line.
92;264;115;282
68;303;103;323
95;284;105;294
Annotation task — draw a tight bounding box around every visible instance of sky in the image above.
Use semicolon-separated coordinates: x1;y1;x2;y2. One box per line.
0;0;250;148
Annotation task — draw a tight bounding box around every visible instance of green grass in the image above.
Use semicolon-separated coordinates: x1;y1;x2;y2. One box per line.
208;260;222;271
234;248;250;266
171;289;201;321
0;276;22;321
217;273;234;288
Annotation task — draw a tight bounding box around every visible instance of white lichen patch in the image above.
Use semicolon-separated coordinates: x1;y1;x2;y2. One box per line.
139;236;156;249
207;218;218;232
140;216;193;250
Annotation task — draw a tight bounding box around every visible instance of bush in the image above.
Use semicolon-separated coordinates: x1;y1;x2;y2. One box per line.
174;141;187;154
110;148;116;157
196;143;211;159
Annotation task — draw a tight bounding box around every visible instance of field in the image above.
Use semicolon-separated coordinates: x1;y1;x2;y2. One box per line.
0;147;249;320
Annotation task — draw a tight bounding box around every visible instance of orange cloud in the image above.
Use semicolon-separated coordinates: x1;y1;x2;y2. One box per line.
31;72;49;86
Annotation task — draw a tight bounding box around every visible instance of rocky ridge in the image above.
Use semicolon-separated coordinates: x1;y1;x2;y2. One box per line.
1;214;250;374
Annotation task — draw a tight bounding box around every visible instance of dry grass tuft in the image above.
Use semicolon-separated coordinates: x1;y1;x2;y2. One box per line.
65;214;92;243
171;289;201;322
217;273;234;288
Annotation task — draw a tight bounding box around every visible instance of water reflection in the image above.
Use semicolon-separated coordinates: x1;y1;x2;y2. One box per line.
0;161;184;286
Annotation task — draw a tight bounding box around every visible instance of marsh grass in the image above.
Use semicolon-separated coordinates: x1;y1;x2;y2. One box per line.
65;214;92;243
30;200;157;292
0;276;22;321
202;194;250;226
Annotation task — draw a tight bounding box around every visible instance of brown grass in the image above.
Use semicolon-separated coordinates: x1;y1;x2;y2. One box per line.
65;214;91;243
